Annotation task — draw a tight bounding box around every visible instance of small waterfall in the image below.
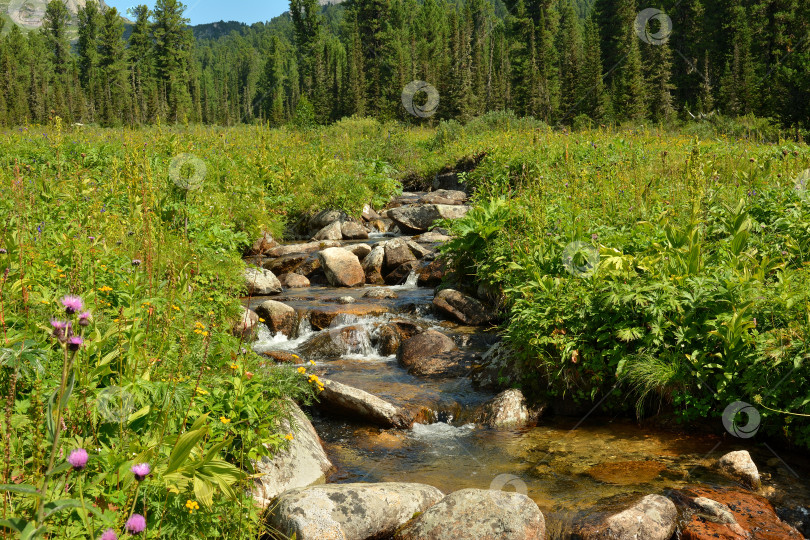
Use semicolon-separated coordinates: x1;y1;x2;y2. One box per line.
390;269;419;290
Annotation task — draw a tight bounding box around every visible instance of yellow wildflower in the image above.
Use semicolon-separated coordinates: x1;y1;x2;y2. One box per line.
172;305;180;311
230;363;238;369
309;360;316;365
185;500;200;513
297;367;306;374
285;434;294;441
220;417;231;424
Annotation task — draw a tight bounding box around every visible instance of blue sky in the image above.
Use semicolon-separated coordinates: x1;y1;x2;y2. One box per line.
106;0;290;25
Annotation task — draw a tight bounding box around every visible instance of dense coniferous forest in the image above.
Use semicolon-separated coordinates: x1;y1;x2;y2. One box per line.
0;0;807;129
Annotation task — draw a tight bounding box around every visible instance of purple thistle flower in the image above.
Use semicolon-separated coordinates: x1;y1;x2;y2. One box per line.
51;319;69;342
61;295;84;315
0;248;6;254
131;463;151;481
67;448;89;471
78;311;92;327
67;336;83;351
99;529;117;540
591;233;598;241
125;514;147;535
131;259;142;267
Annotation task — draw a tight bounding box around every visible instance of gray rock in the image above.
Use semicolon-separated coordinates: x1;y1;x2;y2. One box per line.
255;300;297;337
313;221;344;241
476;389;536;428
692;497;737;524
717;450;761;489
341;221;369;240
271;482;444;540
416;231;453;243
362;204;381;222
384;260;420;285
406;240;433;260
319;247;365;288
396;488;546;540
318;379;412;428
433;289;494;326
575;494;677;540
362;245;385;285
232;307;259;340
337;296;356;305
433;189;468;201
397;330;459;376
269;240;341;258
309;209;346;231
244;267;282;296
383;238;417;272
346;243;372;260
279;273;311;289
388;204;471;233
252;402;332;508
265;253;309;275
363;288;399;299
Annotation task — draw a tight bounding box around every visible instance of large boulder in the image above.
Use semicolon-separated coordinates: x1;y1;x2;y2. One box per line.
475;389;537;428
417;259;447;286
255;300;298;337
396;488;545;540
317;379;413;428
319;247;365;287
397;330;462;377
232;307;259;340
364;288;398;299
270;483;444;540
416;231;453;244
362;205;381;222
341;221;369;240
308;209;347;231
279;272;311;289
346;243;372;260
383;238;417;273
362;245;386;285
433;289;494;326
388;204;470;233
717;450;761;489
385;260;420;285
265;253;309;275
378;320;422;356
672;486;803;540
268;240;341;258
244;267;282;296
308;304;390;330
574;494;677;540
313;221;344;241
252;402;332;508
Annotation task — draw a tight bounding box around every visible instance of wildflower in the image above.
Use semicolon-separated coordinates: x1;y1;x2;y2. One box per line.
51;319;70;342
185;500;200;513
220;417;231;424
245;371;253;380
67;448;89;471
99;286;112;293
309;360;316;365
130;463;151;481
67;336;83;351
78;311;92;327
285;433;294;441
0;248;6;254
99;529;118;540
171;305;180;311
131;259;142;267
591;233;598;241
61;295;84;315
258;318;265;322
230;363;238;369
297;367;306;374
125;514;146;535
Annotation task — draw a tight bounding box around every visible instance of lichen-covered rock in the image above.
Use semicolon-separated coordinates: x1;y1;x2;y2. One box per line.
319;247;365;287
346;243;372;260
318;379;413;428
270;483;444;540
717;450;761;489
265;253;309;275
252;402;332;508
397;330;465;377
433;288;494;326
385;260;420;285
383;238;417;273
254;300;297;337
475;389;537;428
308;209;347;231
388;204;470;233
278;272;311;288
244;267;282;296
362;245;385;285
574;494;677;540
363;288;398;299
313;220;344;241
396;488;545;540
341;221;369;240
268;240;341;258
416;231;453;243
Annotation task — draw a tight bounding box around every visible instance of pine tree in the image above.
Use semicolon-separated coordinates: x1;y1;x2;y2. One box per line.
612;0;646;121
557;0;584;121
99;7;129;125
152;0;194;122
77;0;102;119
128;5;155;124
579;15;607;120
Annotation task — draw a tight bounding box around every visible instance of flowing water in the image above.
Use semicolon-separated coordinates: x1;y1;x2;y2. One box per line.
246;238;810;537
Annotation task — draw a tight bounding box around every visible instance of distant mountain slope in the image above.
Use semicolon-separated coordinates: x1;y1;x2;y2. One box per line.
1;0;108;30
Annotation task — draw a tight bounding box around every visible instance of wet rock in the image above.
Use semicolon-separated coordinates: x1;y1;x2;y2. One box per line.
308;305;390;330
673;486;803;540
398;330;463;377
308;209;346;231
417;259;446;286
319;247;365;287
419;193;465;205
388;204;470;233
232;307;259;340
362;204;380;221
244;267;282;296
337;296;356;305
378;320;422;356
255;300;297;337
252;401;332;508
433;289;494;326
362;245;385;285
717;450;760;489
341;221;369;240
585;461;666;485
432;189;468;201
296;253;323;277
406;239;433;260
346;243;372;260
575;494;677;540
385;260;420;285
363;288;398;299
318;379;413;428
369;218;394;233
299;325;371;359
246;231;278;255
384;238;417;273
260;350;300;364
313;221;344;241
279;272;311;289
416;231;453;243
265;253;309;275
396;488;545;540
269;240;341;258
475;389;538;428
270;482;444;540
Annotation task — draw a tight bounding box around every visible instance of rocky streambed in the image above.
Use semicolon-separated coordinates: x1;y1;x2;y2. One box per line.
237;189;810;539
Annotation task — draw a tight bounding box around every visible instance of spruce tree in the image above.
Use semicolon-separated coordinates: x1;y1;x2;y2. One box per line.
152;0;194;122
